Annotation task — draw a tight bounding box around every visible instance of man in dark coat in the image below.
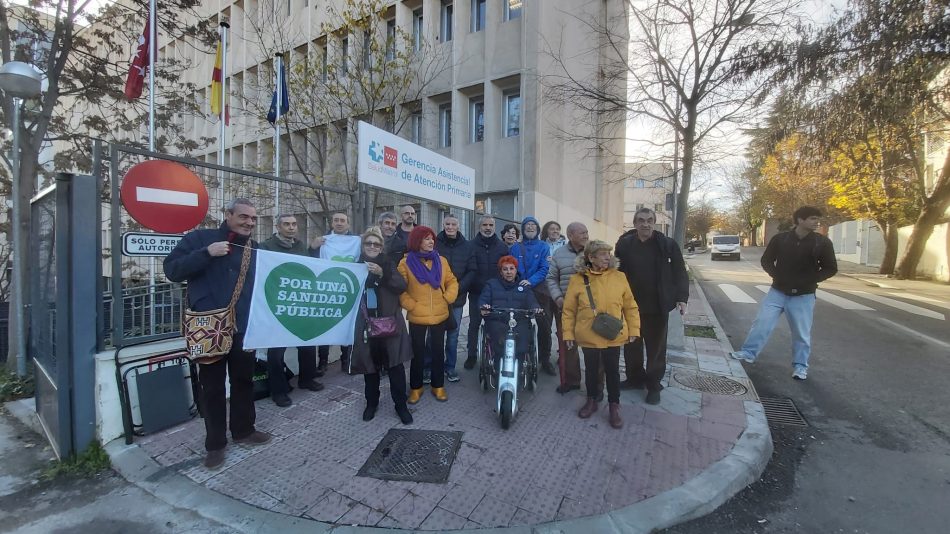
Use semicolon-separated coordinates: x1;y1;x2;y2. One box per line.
433;214;477;382
258;214;323;407
164;198;272;470
378;211;407;265
464;215;509;370
614;207;689;405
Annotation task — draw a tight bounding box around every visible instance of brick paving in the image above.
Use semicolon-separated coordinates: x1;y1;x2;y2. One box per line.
135;282;755;530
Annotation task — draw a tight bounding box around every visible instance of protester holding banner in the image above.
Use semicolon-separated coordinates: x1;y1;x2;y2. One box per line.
164;198;272;470
351;227;414;425
259;214;323;407
311;211;360;374
397;226;459;404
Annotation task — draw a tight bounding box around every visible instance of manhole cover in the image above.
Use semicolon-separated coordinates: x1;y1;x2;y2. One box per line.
358;429;463;483
760;397;808;427
672;370;749;396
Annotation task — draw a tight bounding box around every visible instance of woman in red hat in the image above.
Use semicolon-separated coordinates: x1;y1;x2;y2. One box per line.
397;226;459;403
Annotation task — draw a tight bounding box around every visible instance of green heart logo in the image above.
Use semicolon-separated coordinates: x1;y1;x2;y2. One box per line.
331;255;356;262
264;262;360;341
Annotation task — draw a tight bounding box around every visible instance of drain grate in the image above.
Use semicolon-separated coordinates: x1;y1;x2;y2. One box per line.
672;370;749;396
358;429;463;483
760;397;808;427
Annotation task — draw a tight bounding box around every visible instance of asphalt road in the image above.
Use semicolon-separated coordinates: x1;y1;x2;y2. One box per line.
665;247;950;534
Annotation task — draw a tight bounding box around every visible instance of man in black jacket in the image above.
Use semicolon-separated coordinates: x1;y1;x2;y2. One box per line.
378;211;407;265
433;214;476;382
615;208;689;405
730;206;838;381
464;215;510;370
164;198;272;470
259;214;324;407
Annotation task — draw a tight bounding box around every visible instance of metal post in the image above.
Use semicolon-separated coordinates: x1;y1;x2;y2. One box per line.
147;0;157;333
274;53;282;216
10;97;26;376
218;21;230;207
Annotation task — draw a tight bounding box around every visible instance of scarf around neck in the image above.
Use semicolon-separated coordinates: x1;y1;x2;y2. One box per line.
407;249;442;288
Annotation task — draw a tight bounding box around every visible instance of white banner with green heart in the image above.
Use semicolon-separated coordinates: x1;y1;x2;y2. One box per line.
243;250;368;349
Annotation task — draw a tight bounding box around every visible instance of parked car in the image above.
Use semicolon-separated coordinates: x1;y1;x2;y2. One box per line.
710;235;741;261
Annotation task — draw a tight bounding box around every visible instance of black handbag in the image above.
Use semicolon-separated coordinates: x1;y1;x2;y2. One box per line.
583;275;625;340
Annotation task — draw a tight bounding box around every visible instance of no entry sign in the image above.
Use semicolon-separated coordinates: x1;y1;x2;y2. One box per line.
120;160;210;233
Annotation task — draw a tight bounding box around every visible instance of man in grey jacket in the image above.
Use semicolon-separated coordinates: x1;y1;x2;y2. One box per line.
545;222;602;396
259;214;324;406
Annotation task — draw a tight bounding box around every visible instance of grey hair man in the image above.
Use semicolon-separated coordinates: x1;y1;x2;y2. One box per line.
546;222;603;395
378;210;407;264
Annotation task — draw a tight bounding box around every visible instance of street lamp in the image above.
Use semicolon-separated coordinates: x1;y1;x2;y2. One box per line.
0;61;43;377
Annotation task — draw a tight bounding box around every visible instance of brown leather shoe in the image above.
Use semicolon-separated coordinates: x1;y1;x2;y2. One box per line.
407;387;424;405
431;386;448;402
608;402;623;429
204;448;225;470
234;431;272;446
578;398;599;419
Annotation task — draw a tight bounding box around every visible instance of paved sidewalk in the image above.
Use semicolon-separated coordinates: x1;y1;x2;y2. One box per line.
105;279;771;533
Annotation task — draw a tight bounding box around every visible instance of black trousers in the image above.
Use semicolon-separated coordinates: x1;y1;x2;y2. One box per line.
197;334;256;452
535;291;554;363
467;291;483;361
623;312;669;392
318;345;351;365
410;322;446;389
266;346;317;397
582;346;621;403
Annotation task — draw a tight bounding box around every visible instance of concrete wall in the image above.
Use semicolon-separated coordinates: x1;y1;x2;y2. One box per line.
897;222;950;282
828;219;885;268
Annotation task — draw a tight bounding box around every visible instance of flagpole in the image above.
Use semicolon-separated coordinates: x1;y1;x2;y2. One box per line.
274;52;282;217
147;0;157;335
218;20;229;210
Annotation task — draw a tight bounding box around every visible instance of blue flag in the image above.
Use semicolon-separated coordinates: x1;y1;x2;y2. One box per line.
267;60;290;124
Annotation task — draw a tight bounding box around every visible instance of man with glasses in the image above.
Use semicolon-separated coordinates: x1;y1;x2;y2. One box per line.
396;205;417;241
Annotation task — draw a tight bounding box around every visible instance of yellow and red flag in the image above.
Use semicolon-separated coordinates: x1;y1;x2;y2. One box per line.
210;35;229;124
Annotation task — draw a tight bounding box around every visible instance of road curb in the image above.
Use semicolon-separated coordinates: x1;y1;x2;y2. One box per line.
838;271;899;289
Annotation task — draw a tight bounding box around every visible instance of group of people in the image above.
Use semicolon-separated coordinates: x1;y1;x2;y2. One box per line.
165;199;691;469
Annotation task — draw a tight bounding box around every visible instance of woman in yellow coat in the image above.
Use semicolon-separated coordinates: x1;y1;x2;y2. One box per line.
398;226;459;403
562;240;640;428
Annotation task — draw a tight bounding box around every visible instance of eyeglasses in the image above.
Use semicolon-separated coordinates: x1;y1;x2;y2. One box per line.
364;242;383;248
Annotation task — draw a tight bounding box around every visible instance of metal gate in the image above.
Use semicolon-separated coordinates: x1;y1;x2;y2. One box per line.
30;174;99;458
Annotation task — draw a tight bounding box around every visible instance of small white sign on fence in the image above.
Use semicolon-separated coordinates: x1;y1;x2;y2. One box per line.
122;231;183;257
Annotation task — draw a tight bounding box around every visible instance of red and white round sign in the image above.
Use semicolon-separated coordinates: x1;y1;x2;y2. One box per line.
120;160;210;233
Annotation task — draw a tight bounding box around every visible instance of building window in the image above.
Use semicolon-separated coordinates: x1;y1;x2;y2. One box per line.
410;111;423;144
655;203;664;213
635;203;645;211
441;1;454;42
340;37;349;77
412;8;424;52
439;103;452;147
386;19;396;61
634;178;645;188
471;0;486;32
503;91;520;137
362;30;371;69
504;0;522;21
470;97;484;142
321;45;328;82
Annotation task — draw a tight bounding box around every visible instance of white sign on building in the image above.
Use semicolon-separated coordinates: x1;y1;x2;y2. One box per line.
357;121;475;210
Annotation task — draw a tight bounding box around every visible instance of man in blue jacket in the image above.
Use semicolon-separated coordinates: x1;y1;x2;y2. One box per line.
164;198;272;470
511;216;556;375
464;215;510;370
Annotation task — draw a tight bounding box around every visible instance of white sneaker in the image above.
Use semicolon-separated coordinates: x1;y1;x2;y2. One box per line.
730;351;755;363
792;367;808;380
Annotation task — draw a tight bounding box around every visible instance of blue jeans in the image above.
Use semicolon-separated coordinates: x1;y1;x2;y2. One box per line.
735;288;816;369
425;306;465;372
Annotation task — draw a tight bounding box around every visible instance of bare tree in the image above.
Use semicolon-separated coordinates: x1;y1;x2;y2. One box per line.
544;0;802;245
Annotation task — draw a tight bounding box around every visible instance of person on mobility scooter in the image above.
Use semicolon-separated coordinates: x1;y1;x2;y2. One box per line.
478;256;542;428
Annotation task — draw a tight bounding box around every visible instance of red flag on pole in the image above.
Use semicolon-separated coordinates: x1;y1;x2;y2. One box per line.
124;19;149;100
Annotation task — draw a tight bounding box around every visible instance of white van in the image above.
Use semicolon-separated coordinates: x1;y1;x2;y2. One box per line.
710;235;741;261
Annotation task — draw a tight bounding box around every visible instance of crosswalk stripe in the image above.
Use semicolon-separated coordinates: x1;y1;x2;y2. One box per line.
755;285;771;294
816;290;875;310
718;284;757;303
886;292;950;311
844;290;945;321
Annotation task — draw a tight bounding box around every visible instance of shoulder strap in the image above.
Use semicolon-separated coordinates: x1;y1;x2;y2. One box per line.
228;244;253;308
582;274;598;313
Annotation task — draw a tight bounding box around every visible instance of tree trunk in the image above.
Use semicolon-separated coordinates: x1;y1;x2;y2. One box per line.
895;147;950;280
673;120;696;247
878;221;898;275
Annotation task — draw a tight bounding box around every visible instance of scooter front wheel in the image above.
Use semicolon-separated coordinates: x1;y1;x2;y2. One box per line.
500;390;513;429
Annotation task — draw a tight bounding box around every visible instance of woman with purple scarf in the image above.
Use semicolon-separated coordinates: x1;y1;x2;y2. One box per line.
397;226;459;404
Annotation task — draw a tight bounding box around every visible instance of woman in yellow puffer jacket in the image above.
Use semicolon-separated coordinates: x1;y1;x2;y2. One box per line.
562;240;639;429
398;226;459;404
